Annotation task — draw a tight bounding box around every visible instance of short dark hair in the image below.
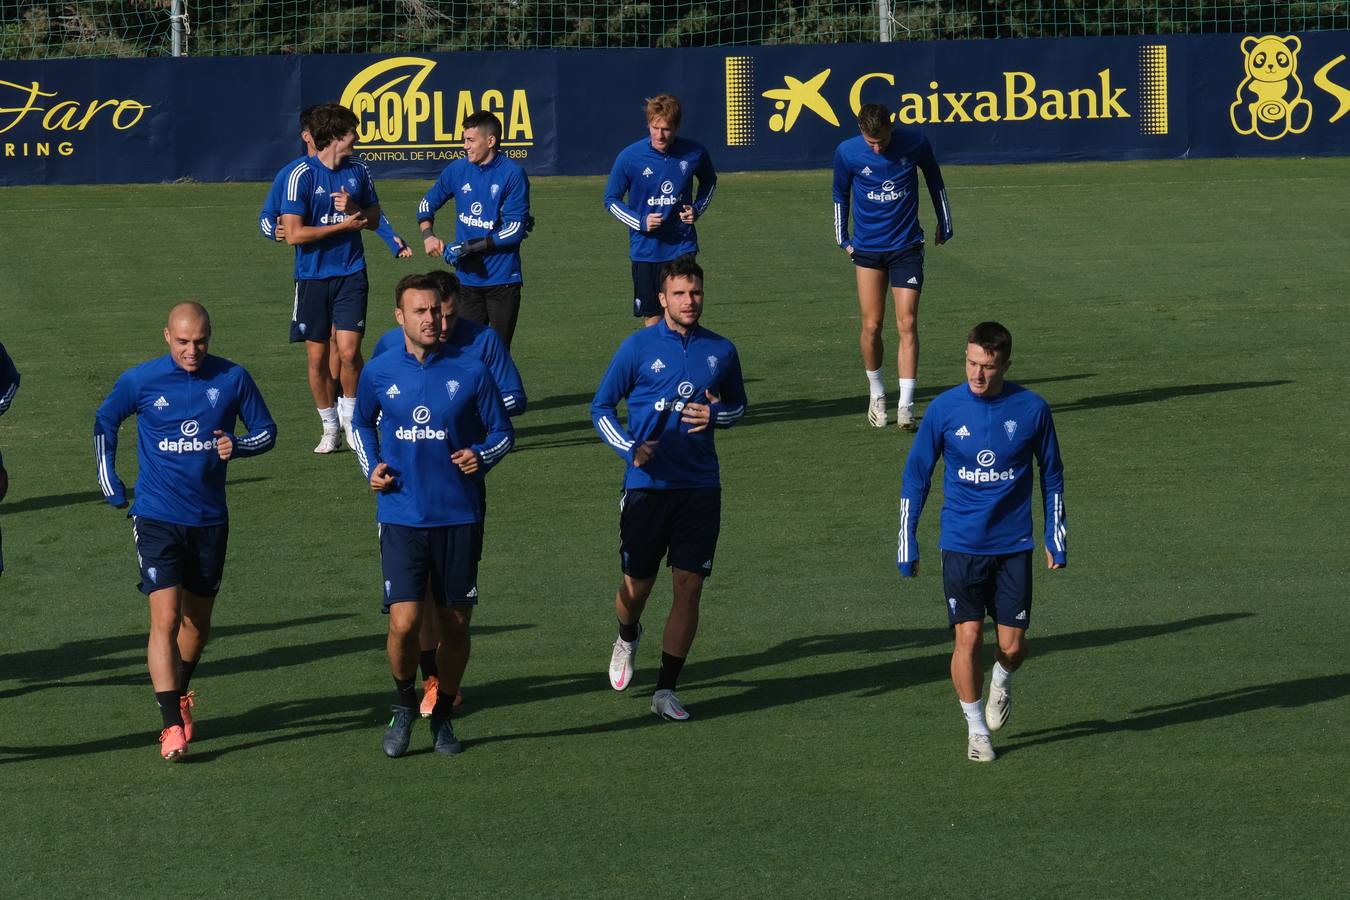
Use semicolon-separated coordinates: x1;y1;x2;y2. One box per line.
659;255;703;290
462;110;502;142
967;321;1013;363
394;273;444;308
857;103;893;138
298;104;320;135
310;103;359;150
426;269;460;303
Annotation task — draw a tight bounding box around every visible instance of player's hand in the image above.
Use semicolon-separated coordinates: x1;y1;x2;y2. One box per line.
681;389;719;433
644;212;663;232
935;233;949;246
632;440;658;467
423;233;445;257
898;560;919;577
451;448;481;475
273;219;286;242
333;187;356;213
1046;549;1064;570
393;236;413;259
678;204;696;225
370;462;395;492
213;430;234;461
844;244;854;256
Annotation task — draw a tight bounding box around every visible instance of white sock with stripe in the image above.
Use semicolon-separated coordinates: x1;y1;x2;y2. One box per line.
960;698;990;736
866;369;885;398
898;378;916;409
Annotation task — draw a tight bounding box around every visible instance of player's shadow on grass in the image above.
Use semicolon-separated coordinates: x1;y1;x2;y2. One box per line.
0;477;270;515
0;613;358;699
1057;380;1290;413
525;392;595;414
0;691;389;764
993;671;1350;757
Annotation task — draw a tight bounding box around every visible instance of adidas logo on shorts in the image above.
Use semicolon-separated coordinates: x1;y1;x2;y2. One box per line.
1015;610;1027;621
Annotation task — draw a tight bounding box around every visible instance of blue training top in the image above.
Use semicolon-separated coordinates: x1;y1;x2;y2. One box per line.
833;129;952;253
897;382;1066;573
260;156;405;256
352;344;513;528
94;354;277;526
591;318;747;490
371;318;526;416
604;136;717;263
416;154;530;287
276;155;381;280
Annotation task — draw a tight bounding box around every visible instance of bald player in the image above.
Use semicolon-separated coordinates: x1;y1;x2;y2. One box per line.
95;303;277;761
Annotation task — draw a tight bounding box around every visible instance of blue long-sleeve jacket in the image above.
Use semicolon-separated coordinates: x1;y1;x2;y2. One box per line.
897;382;1065;574
604;136;717;262
276;156;381;280
416;154;530;287
352;344;513;527
833;130;952;253
260;155;405;256
591;319;746;490
0;341;17;417
94;355;276;526
371;319;526;416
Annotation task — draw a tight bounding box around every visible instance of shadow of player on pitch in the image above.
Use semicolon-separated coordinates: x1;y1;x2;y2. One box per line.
993;671;1350;758
1056;380;1290;413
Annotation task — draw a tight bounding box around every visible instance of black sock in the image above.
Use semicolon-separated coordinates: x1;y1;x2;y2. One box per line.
419;650;439;681
155;690;184;729
618;619;641;643
180;658;199;693
656;652;686;691
394;677;418;710
431;690;455;720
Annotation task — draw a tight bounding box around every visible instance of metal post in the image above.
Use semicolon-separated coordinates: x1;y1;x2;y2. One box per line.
171;0;185;57
879;0;893;42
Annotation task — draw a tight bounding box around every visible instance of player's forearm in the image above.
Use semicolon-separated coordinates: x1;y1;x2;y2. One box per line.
0;380;17;416
283;222;354;245
350;425;379;479
501;390;526;416
93;429;125;503
232;423;277;458
361;204;382;231
606;200;643;232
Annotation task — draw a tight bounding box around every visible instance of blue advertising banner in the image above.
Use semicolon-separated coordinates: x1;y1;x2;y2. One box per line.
2;31;1348;186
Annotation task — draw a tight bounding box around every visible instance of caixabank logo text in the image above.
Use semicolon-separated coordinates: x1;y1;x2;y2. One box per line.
724;49;1171;147
1230;35;1350;141
0;75;152;162
338;57;535;163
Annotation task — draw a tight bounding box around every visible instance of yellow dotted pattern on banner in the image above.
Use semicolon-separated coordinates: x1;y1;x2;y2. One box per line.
725;56;756;147
1138;45;1169;135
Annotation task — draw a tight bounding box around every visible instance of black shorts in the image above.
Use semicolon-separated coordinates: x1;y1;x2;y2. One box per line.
458;283;522;348
379;522;483;613
131;516;230;598
941;550;1032;629
619;487;721;580
631;261;668;318
852;245;924;291
290;270;369;343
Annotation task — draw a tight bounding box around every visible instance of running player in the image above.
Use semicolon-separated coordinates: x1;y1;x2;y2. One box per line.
897;322;1067;763
352;274;514;758
591;256;746;720
604;94;717;326
418;111;532;348
94;303;277;761
833;102;952;430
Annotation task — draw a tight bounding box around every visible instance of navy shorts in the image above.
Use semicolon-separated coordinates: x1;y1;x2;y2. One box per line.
941;550;1032;629
458;283;522;348
852;245;924;291
290;270;369;343
630;257;697;319
619;487;721;579
131;516;229;598
379;522;483;613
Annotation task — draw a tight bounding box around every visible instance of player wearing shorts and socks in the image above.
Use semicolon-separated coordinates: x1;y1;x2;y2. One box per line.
94;303;276;761
833;103;952;431
896;322;1067;762
591;256;746;720
352;274;514;758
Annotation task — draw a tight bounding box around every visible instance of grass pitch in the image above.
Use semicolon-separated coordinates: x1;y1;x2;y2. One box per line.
1;157;1348;897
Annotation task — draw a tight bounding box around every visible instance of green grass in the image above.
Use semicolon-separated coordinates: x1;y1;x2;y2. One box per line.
1;158;1348;897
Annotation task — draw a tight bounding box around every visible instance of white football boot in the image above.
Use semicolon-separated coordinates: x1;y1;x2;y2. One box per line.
867;395;887;427
986;683;1012;732
608;625;642;691
313;429;341;454
967;733;996;763
651;689;690;721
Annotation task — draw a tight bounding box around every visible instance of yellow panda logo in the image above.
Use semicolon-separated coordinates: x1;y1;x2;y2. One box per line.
1230;35;1313;140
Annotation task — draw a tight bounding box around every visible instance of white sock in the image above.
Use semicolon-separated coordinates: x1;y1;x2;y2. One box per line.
898;378;916;409
317;406;339;430
866;369;885;398
960;698;989;736
992;661;1013;689
336;395;356;418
